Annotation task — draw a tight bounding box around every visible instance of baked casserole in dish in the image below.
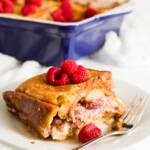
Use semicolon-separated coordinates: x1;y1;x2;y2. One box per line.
0;0;131;66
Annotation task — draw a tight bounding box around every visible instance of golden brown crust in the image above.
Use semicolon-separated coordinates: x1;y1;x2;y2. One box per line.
3;91;58;138
16;69;113;104
4;69;125;119
15;69;114;119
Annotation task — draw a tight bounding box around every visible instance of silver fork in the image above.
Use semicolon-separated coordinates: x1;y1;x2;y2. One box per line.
74;95;149;150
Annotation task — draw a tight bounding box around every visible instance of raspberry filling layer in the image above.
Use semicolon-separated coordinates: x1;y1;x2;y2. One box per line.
51;96;118;140
69;97;117;127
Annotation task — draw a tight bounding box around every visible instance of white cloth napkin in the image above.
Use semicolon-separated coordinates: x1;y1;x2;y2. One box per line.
0;53;48;90
91;0;150;68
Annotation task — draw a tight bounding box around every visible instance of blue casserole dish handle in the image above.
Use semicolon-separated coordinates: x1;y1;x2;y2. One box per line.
66;12;130;60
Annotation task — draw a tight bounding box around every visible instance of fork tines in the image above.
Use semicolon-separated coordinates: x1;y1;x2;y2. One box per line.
123;95;149;128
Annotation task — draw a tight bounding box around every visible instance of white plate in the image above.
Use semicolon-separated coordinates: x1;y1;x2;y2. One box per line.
0;80;149;150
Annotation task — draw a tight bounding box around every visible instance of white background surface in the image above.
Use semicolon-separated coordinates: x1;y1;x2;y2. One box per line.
1;0;150;149
92;0;150;68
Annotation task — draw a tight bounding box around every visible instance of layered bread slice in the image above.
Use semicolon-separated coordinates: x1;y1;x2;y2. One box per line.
3;69;126;140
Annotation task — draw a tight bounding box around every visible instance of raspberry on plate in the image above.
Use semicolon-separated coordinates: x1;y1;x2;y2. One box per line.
46;67;70;86
78;123;102;143
61;59;78;76
46;60;88;85
54;73;70;86
71;65;88;84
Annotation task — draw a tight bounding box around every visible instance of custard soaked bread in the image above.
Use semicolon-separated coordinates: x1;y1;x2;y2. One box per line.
3;60;126;141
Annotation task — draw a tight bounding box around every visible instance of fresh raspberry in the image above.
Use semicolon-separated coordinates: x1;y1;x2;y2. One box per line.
46;67;70;86
54;73;70;86
85;7;97;18
25;0;42;7
0;2;4;12
2;0;14;13
47;67;60;85
71;65;88;84
61;59;78;76
10;0;17;4
61;0;74;21
78;123;102;143
22;4;37;16
51;9;65;22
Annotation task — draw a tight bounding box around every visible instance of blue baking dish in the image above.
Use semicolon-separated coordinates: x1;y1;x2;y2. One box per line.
0;2;132;66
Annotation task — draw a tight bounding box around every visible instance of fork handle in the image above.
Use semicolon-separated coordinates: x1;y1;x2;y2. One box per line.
74;132;117;150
